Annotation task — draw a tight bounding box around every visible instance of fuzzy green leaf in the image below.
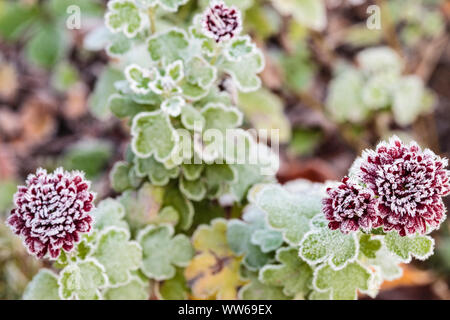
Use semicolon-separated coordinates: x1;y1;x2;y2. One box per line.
92;198;129;231
134;156;179;186
23;269;60;300
138;224;194;280
147;28;188;63
383;231;434;263
260;247;313;296
104;276;149;300
131;110;179;161
92;227;142;286
105;0;146;38
313;262;371;300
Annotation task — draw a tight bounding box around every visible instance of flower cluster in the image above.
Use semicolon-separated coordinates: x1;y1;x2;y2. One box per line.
201;1;242;43
6;168;95;259
323;177;381;234
323;136;450;236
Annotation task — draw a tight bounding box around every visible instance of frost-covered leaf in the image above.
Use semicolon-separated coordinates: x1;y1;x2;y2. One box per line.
104;276;149;300
363;244;403;281
254;185;322;245
93;227;142;286
239;269;290;300
107;32;132;56
180;104;205;131
156;267;189;300
392;75;425;126
225;36;256;61
108;93;156;119
359;234;381;259
163;185;194;230
185;219;246;299
229;163;267;202
105;0;146;38
131;110;179;160
59;259;107;300
356;47;403;75
299;216;358;270
147;28;188;63
313;262;371;300
182;163;204;181
23;269;60;300
161;96;185;117
271;0;327;31
326;68;368;123
92;198;129;231
219;50;264;92
238;88;291;143
201;103;243;133
89;67;124;120
138;224;194;280
204;164;235;198
180;176;207;201
251;229;283;254
383;231;434;263
110;161;141;192
184;56;216;89
260;247;313;297
227;207;275;270
125;64;157;94
118;183;178;231
134;156;179;186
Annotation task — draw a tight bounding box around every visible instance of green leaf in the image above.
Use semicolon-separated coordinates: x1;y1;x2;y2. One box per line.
147;28;189;63
180;104;205;131
383;231;434;262
260;247;313;296
93;227;142;286
161;96;185;117
229;163;266;202
59;259;107;300
180;176;207;201
238;88;291;143
356;47;403;75
184;56;216;89
25;23;65;69
108;93;156;119
313;262;371;300
134;156;179;186
62;139;112;179
89;67;124;120
110;161;134;192
363;244;403;281
225;36;256;61
201;103;243;132
138;224;194;280
156;267;189;300
204;164;235;198
23;269;61;300
92;198;129;231
131;110;179;161
392;75;425;126
107;32;132;56
0;179;17;212
125;64;157;94
359;234;382;259
182;163;204;181
105;0;146;38
254;185;322;245
137;0;188;12
104;276;149;300
239;269;290;300
326;68;368;123
219;50;265;92
0;2;38;41
163;184;194;231
299;216;358;270
227;207;275;270
270;0;327;31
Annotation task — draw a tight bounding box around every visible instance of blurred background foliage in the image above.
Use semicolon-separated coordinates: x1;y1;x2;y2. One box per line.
0;0;449;299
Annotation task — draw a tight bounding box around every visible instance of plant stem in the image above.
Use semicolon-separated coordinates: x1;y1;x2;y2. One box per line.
148;7;156;34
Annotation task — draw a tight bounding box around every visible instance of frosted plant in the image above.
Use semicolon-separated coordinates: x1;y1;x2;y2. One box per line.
6;168;95;259
326;46;435;126
356;136;450;236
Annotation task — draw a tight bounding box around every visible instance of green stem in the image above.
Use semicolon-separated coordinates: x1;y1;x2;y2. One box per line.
148;7;156;34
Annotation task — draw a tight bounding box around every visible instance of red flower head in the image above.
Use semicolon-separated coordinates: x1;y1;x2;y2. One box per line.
6;168;95;259
357;136;450;236
201;1;242;43
323;177;382;234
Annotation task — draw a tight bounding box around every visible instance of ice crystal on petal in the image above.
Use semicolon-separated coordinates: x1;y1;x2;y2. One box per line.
358;136;450;236
6;168;95;259
323;177;382;234
201;1;242;43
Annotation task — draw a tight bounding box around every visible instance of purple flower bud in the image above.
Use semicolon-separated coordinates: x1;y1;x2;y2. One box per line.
6;168;95;259
323;177;382;234
201;1;242;43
